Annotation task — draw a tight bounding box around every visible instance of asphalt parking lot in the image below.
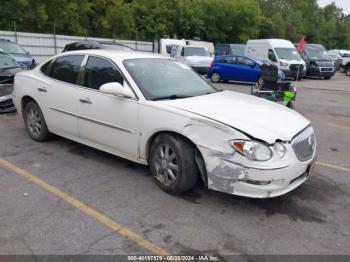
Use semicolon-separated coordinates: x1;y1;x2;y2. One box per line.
0;73;349;259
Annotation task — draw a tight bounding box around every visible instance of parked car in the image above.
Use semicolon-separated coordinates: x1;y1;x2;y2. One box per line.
296;44;335;79
12;50;316;198
153;38;186;57
172;45;213;74
63;41;134;52
246;39;306;80
328;49;350;76
0;39;36;69
215;44;246;56
327;52;342;71
207;55;261;83
186;40;215;56
0;52;27;113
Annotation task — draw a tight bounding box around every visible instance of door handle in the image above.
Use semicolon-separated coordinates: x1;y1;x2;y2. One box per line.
79;98;92;104
37;87;47;92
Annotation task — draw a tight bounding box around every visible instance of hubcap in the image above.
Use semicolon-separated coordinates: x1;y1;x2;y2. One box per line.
153;144;178;186
27;108;42;138
212;73;220;82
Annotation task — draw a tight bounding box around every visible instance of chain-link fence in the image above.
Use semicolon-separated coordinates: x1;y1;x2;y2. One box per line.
0;30;154;63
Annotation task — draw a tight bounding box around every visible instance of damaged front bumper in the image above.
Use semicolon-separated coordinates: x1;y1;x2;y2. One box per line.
200;145;316;198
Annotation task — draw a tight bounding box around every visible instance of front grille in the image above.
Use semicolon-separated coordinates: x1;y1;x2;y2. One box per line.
292;126;316;162
320;68;333;72
290;64;304;72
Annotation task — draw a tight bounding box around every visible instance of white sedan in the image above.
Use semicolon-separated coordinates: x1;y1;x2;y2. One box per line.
12;50;316;198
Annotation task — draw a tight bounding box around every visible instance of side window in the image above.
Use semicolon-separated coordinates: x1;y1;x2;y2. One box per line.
84;56;124;90
268;49;277;62
181;47;184;56
223;57;235;64
236;57;255;67
50;55;84;84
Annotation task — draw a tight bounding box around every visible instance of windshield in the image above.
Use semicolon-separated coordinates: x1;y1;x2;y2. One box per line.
184;47;210;57
0;41;26;54
0;53;19;69
274;48;301;60
306;46;330;60
124;58;216;100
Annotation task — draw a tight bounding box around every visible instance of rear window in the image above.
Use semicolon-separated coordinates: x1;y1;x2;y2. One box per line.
40;60;52;76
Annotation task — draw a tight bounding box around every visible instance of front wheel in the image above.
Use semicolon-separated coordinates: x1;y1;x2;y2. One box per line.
324;76;332;80
24;101;51;141
149;134;199;194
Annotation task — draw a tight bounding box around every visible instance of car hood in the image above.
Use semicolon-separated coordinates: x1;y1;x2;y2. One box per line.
185;56;213;67
311;60;334;67
0;67;24;84
8;53;33;66
160;91;310;143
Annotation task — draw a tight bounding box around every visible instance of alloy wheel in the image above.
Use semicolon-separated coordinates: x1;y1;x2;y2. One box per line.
211;73;220;83
27;108;42;138
153;144;178;186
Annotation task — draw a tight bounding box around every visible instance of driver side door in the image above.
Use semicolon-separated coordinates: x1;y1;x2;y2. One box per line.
77;55;139;160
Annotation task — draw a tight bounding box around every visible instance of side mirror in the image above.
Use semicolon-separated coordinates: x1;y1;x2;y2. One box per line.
99;82;135;99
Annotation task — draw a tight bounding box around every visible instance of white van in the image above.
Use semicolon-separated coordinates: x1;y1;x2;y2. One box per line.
153;38;186;57
246;39;306;79
172;45;213;74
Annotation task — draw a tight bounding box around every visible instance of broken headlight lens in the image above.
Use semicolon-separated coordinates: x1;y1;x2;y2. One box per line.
232;140;272;161
274;142;286;158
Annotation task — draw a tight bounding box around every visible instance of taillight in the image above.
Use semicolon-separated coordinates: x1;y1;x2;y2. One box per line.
210;61;214;68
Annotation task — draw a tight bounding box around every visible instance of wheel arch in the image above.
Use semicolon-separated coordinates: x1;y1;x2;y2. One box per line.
21;96;39;114
145;130;208;185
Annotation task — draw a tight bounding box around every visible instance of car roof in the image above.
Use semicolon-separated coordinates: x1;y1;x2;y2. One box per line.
55;49;169;61
215;54;260;63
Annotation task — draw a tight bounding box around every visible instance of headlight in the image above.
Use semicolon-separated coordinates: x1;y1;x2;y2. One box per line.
280;61;288;67
231;140;272;161
274;142;286;158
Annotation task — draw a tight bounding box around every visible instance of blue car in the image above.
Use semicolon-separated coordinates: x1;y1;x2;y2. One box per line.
0;39;36;69
208;55;262;83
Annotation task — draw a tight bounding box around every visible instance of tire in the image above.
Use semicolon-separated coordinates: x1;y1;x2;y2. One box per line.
211;72;221;83
287;102;294;109
149;134;199;194
346;67;350;76
256;77;263;88
324;76;332;80
23;101;51;142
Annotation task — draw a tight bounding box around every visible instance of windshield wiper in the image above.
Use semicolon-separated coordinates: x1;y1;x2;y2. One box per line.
152;94;194;101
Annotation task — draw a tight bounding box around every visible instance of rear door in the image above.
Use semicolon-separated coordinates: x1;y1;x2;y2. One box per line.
39;55;84;137
76;55;139;159
219;57;236;80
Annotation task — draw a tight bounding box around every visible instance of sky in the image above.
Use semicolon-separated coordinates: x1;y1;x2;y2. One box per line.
318;0;350;14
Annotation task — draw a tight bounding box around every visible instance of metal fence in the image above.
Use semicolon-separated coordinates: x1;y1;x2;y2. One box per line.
0;30;153;63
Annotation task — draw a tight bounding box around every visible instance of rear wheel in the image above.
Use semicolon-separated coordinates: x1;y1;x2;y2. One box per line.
287;102;294;109
24;101;51;141
150;134;199;194
346;67;350;76
211;72;221;83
